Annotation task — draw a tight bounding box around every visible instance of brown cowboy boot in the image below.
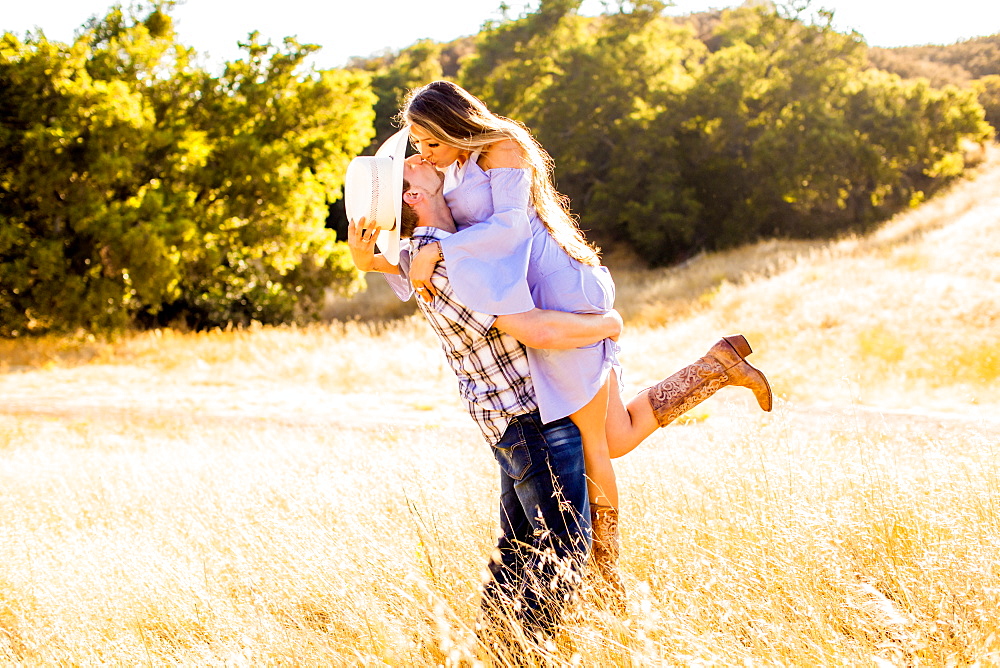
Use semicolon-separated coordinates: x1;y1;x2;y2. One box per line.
648;335;772;427
590;504;627;614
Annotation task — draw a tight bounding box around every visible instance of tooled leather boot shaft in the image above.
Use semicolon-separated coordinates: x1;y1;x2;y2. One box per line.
646;335;772;428
648;356;730;427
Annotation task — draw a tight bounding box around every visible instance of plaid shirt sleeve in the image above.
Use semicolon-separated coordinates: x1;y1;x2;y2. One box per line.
413;230;494;332
425;267;496;338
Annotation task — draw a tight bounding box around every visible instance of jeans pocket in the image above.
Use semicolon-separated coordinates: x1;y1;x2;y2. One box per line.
491;419;532;481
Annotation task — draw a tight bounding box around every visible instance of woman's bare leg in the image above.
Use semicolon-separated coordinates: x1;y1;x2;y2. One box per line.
605;335;773;459
571;379;627;611
569;379;618;508
604;369;658;459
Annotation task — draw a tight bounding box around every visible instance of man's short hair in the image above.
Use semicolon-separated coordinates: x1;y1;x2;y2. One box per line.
400;178;419;238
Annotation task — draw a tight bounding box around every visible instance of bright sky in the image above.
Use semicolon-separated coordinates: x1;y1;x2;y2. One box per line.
4;0;999;73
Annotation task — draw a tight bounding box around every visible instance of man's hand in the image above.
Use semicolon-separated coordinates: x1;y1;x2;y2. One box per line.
410;242;442;303
347;218;378;271
346;218;399;275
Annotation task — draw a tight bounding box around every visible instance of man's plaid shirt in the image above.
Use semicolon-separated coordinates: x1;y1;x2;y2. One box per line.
406;227;538;444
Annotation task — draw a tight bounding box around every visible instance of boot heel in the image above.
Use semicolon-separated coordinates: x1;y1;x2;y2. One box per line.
723;334;752;358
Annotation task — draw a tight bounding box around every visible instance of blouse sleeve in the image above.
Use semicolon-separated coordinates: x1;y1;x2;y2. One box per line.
382;272;413;302
381;244;414;302
438;168;536;315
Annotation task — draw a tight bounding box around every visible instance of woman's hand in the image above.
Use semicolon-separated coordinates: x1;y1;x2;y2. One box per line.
410;241;442;303
346;218;379;272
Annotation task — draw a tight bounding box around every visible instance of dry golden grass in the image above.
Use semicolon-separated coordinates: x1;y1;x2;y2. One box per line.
1;148;999;665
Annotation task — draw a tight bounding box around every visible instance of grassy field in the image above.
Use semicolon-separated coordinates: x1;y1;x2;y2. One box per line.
1;149;999;665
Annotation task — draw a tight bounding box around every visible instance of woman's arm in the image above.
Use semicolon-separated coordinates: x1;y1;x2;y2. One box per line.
494;309;622;350
409;140;533;311
408;240;443;300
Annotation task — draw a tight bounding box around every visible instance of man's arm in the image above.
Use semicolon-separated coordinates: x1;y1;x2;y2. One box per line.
494;309;622;350
347;218;401;275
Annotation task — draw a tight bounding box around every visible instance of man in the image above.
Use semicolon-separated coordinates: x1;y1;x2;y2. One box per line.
345;140;621;647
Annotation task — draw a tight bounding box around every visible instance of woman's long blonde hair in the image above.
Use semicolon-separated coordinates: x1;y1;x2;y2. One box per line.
399;81;600;266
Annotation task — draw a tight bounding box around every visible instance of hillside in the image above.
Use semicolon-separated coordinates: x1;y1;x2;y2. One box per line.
4;146;1000;425
867;34;1000;131
868;33;1000;86
618;145;1000;421
321;145;1000;425
1;148;998;666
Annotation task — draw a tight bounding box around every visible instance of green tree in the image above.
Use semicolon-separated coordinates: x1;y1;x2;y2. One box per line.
461;0;587;118
457;2;993;264
674;6;871;246
352;39;445;150
0;3;373;336
842;70;992;199
538;6;706;258
174;33;373;328
974;74;1000;131
674;5;991;252
461;1;707;259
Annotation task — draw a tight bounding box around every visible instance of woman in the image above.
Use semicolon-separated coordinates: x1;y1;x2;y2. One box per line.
390;80;772;610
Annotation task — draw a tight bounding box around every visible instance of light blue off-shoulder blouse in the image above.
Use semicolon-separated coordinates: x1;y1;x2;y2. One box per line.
385;154;621;423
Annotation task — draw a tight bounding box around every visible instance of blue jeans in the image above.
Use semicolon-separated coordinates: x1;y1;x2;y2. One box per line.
479;412;591;641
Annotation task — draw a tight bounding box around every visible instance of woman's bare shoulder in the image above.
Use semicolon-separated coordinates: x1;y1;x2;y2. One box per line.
479;138;527;170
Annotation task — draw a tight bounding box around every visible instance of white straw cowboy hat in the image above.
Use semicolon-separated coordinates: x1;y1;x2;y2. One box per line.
344;127;410;265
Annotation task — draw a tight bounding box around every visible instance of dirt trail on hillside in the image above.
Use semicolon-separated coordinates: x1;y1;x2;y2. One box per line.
2;361;995;448
0;363;474;433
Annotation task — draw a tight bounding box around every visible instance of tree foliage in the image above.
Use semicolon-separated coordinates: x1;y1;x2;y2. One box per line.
1;3;372;335
1;2;995;335
457;2;992;263
868;34;1000;135
975;75;1000;132
350;39;445;151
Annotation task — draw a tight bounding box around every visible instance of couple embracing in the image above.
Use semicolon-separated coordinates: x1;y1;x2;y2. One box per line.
344;81;772;651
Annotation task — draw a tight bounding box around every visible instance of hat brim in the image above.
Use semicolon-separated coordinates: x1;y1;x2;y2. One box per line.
372;127;409;265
